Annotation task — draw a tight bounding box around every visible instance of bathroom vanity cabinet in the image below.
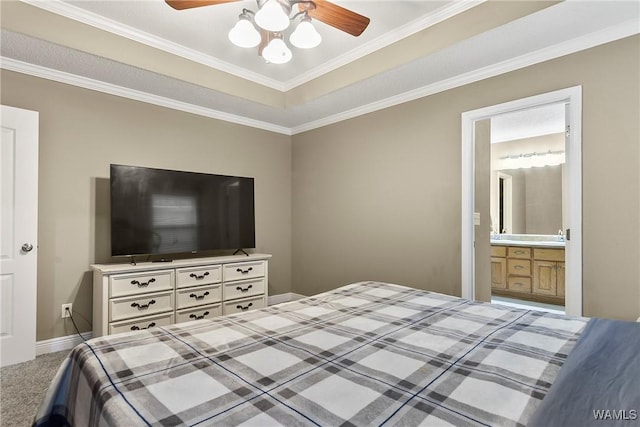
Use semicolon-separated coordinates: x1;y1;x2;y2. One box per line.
491;244;565;305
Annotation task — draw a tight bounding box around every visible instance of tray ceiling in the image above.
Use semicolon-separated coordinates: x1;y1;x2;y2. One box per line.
1;0;638;134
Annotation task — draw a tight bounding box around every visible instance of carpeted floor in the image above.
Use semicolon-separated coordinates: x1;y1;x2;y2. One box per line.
0;350;69;427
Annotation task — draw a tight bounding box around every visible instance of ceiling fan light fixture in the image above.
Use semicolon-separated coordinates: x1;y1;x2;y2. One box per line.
166;0;371;65
228;14;261;48
290;17;321;49
254;0;290;32
262;36;292;64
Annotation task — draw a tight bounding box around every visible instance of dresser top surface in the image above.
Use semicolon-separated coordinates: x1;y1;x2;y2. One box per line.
91;253;271;275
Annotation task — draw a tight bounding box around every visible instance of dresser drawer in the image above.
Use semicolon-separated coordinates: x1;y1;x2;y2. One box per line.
508;276;532;293
223;296;266;315
110;270;173;298
110;290;174;322
109;312;174;335
223;278;265;301
176;284;222;309
508;259;531;275
507;247;531;259
176;303;222;323
223;261;265;282
176;265;222;288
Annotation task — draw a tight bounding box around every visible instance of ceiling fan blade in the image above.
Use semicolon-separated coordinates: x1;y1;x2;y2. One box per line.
300;0;370;37
165;0;240;10
258;30;270;57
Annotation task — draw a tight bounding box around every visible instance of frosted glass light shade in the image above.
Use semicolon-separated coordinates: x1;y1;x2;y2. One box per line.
228;19;261;48
497;151;566;170
531;153;547;168
290;20;321;49
262;38;292;64
254;0;289;32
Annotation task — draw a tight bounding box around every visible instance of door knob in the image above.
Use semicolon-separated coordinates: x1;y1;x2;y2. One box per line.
21;243;34;253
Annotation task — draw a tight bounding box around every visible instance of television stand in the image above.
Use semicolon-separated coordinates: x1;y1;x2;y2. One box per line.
91;253;272;336
233;248;249;256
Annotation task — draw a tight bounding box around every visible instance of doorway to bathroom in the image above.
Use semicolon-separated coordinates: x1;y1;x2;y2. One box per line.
488;103;567;314
461;86;582;317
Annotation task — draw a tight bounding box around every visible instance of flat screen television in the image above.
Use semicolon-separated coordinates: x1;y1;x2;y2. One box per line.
110;164;255;258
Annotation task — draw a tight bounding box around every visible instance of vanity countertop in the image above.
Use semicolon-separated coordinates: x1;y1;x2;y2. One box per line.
490;240;565;248
490;234;565;248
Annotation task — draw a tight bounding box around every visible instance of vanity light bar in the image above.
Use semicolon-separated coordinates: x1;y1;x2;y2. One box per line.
499;149;565;160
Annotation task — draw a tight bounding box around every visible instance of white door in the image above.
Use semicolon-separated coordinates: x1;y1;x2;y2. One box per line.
0;105;39;367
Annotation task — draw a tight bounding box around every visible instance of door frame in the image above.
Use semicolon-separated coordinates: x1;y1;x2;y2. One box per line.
496;172;513;234
461;86;582;316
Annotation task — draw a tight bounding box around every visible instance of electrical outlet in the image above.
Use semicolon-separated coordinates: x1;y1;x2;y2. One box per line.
61;303;72;318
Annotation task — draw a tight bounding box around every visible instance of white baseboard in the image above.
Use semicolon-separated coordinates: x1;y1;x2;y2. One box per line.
36;331;93;356
268;292;306;306
35;293;305;356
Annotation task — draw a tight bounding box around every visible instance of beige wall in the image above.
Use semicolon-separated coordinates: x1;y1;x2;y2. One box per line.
474;119;492;303
292;35;640;321
2;35;639;344
292;96;464;297
1;71;292;341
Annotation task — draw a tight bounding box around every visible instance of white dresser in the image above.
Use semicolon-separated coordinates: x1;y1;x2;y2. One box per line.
91;254;271;337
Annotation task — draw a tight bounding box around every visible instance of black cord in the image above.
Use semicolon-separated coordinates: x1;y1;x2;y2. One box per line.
65;308;86;342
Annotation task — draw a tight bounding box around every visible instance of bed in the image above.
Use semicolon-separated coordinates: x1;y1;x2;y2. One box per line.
33;281;638;426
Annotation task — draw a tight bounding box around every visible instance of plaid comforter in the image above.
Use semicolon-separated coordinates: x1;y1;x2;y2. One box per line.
34;282;587;426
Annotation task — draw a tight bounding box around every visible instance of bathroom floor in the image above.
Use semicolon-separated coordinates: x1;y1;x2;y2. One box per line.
491;295;565;315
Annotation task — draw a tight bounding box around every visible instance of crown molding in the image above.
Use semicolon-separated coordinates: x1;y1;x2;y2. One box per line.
290;18;640;135
0;57;292;135
281;0;484;91
21;0;483;92
2;18;637;136
20;0;289;91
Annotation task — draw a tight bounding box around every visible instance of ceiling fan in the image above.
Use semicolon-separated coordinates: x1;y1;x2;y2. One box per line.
165;0;370;64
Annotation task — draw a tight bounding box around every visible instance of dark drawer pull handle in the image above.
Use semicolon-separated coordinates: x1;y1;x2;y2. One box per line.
236;302;253;311
189;272;210;280
189;291;210;300
131;300;156;310
130;322;156;331
236;284;253;293
236;267;253;274
131;278;156;287
189;311;210;320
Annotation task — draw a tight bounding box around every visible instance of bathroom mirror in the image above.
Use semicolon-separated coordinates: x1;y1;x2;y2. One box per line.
490;133;565;235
